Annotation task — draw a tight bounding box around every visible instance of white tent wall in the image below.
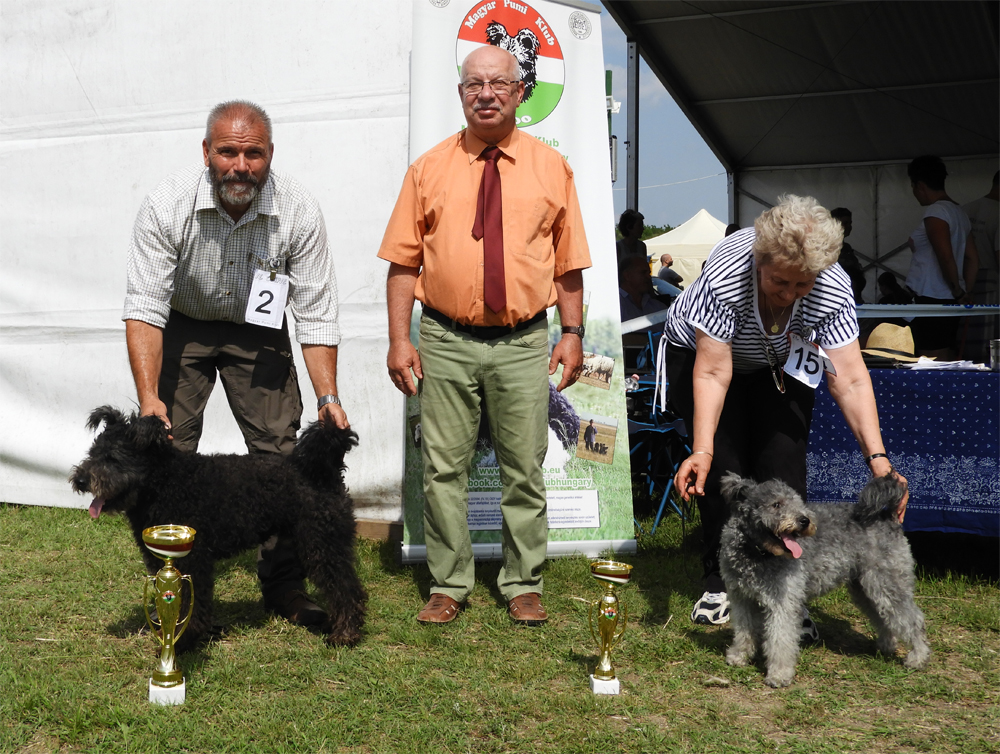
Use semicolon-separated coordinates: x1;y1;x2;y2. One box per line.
734;158;997;302
0;0;412;518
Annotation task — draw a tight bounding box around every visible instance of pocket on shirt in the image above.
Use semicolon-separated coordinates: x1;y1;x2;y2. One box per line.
507;196;559;261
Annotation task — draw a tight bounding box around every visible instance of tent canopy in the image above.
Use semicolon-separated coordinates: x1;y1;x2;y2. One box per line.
601;0;999;172
647;208;726;284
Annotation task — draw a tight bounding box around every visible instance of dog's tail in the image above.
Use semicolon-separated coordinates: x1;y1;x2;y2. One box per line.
854;474;906;525
292;422;359;491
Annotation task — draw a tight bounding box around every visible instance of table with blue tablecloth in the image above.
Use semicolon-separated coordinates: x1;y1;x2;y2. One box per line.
807;369;999;537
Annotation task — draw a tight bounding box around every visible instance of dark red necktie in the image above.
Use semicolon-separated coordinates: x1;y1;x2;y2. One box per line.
472;146;506;313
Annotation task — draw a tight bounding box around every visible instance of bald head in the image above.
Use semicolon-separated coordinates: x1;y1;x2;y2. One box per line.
205;100;272;146
460;45;519;82
459;46;524;145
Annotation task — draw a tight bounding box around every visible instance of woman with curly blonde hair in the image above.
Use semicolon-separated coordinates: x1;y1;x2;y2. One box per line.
660;195;907;635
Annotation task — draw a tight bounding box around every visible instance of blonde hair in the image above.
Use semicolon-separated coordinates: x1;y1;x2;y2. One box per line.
753;195;843;274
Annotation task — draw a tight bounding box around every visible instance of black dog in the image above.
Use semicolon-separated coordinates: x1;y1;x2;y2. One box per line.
71;406;367;650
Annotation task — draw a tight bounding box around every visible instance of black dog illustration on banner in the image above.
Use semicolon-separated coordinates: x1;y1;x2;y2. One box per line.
486;21;540;101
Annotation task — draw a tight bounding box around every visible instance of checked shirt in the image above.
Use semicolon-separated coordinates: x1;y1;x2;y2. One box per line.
124;163;340;346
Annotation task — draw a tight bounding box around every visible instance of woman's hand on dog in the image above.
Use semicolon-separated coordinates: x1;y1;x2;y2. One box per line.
870;455;909;523
674;452;713;501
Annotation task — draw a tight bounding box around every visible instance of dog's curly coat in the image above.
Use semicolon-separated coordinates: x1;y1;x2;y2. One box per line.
719;473;930;687
71;406;367;650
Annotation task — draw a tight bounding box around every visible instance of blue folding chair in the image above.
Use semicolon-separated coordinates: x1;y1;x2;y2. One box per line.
629;330;696;534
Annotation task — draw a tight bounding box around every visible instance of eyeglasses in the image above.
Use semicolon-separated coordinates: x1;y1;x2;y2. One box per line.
461;79;520;96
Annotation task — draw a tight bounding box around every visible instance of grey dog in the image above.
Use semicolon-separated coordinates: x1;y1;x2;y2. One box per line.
718;473;930;687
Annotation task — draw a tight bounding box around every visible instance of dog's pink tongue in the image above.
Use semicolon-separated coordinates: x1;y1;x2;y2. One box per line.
89;498;105;519
781;536;803;559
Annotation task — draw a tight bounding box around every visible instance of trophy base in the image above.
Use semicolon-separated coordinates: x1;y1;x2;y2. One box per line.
149;678;185;705
589;674;620;695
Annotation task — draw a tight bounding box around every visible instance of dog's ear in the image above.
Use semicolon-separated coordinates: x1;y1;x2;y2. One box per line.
128;415;172;451
87;406;126;432
720;472;753;505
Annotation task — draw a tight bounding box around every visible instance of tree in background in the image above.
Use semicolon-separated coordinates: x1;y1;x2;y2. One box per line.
615;223;673;241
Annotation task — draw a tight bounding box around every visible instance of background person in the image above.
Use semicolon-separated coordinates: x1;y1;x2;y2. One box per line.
904;155;978;360
961;171;999;362
878;272;913;305
662;196;907;634
620;254;669;321
657;253;684;288
379;46;590;627
616;209;647;267
123;100;349;627
830;207;866;304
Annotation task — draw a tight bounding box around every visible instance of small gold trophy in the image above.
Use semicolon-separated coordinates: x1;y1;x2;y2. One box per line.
588;559;633;695
142;525;196;705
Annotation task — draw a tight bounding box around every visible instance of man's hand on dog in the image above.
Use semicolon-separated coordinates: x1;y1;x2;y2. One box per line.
139;398;173;440
319;402;350;430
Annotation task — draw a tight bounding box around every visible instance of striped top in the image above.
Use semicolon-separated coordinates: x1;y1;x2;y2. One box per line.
662;229;858;373
123;164;340;346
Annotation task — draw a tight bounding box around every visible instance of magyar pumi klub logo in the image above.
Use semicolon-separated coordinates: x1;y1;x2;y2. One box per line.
457;1;564;127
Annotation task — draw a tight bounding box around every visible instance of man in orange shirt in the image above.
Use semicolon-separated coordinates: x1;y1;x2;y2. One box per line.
378;45;591;626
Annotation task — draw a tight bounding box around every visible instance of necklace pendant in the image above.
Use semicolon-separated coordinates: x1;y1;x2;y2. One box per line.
770;323;779;334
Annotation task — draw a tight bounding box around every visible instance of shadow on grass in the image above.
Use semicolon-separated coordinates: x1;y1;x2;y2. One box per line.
906;531;999;583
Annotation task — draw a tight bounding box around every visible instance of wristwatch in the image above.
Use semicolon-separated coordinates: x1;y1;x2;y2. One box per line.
561;325;585;338
317;394;341;410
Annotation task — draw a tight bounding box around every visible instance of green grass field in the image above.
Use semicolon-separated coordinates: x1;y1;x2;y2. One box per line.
1;502;997;754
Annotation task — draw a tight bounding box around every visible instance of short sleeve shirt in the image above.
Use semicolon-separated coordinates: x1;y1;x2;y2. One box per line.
377;127;591;327
663;229;859;373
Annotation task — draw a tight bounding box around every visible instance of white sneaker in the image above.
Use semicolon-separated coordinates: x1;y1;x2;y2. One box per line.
691;591;730;625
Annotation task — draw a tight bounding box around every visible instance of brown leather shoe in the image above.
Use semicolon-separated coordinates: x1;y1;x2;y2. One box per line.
417;594;463;624
508;593;548;625
268;590;328;627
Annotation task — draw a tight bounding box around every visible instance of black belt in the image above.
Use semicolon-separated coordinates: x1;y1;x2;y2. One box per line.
422;306;546;341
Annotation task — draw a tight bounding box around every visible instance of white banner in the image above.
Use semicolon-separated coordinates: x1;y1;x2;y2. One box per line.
403;0;634;554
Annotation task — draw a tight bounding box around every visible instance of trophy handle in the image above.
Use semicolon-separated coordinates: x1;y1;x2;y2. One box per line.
173;574;194;642
610;602;628;650
143;575;162;632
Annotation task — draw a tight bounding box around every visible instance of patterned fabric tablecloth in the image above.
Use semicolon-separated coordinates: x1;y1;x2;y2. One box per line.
807;369;999;537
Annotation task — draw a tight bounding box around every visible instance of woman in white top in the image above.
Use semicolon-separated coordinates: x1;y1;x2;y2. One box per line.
904;155;978;359
662;195;908;629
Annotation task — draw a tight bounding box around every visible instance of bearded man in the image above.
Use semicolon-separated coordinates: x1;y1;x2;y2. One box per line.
123;100;347;627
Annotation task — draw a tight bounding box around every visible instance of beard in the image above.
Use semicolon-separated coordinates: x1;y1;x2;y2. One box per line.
210;164;267;207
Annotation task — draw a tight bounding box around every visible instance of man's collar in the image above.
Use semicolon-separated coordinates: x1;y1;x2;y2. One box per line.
463;127;520;164
195;167;277;219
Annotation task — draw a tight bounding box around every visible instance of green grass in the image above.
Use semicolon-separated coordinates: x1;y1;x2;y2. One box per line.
1;503;997;754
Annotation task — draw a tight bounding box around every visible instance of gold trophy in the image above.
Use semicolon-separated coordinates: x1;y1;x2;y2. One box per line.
142;525;196;705
588;560;633;695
